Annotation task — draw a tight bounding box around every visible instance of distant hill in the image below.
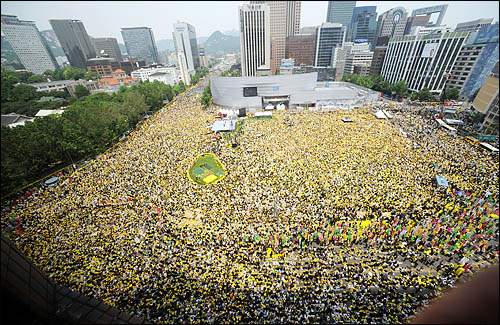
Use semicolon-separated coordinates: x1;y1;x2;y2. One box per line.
201;31;240;57
223;29;240;37
40;29;65;57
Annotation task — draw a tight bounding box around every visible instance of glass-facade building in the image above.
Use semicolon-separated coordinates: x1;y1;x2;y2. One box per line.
315;23;346;67
349;6;377;49
172;22;200;72
326;1;356;28
121;27;159;65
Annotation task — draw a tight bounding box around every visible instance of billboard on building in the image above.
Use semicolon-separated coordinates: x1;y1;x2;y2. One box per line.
421;43;438;58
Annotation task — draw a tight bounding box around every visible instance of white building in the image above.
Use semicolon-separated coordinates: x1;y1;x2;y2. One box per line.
410;25;452;36
455;18;493;32
334;41;372;78
1;14;59;74
374;7;409;44
345;50;374;75
172;22;200;72
147;68;180;86
239;3;271;77
177;52;192;85
381;31;469;93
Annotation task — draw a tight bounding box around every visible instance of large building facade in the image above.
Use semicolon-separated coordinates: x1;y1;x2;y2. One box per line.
374;7;408;45
285;32;316;66
381;31;469;93
172;22;200;72
472;63;499;135
249;1;301;75
326;1;356;28
349;6;377;48
239;3;271;77
49;19;96;69
1;15;59;74
121;27;159;65
315;23;346;67
411;5;448;27
455;18;494;32
447;23;499;99
369;36;390;76
92;37;123;61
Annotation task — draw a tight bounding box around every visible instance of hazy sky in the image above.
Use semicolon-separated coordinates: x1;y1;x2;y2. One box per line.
2;1;499;42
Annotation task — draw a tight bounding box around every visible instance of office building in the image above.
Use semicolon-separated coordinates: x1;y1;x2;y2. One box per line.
472;62;498;135
326;1;356;29
86;57;120;76
455;18;493;32
315;23;346;67
349;6;377;48
239;3;271;77
409;26;452;36
344;41;373;75
118;57;146;75
249;1;301;75
1;15;59;74
199;45;207;68
121;27;159;65
49;19;96;69
381;31;469;93
177;52;191;85
369;36;389;76
404;16;431;35
448;23;499;99
374;7;408;45
411;5;448;27
92;37;123;61
285;30;316;66
172;22;200;72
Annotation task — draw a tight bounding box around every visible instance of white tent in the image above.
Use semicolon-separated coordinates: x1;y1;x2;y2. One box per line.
255;111;273;117
374;111;387;119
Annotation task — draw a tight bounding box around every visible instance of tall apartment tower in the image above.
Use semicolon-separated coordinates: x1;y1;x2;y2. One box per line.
249;1;301;75
92;37;123;61
49;19;96;69
239;3;271;77
326;1;356;27
121;27;159;65
374;7;408;45
1;15;59;74
172;22;200;72
349;6;377;48
315;23;346;67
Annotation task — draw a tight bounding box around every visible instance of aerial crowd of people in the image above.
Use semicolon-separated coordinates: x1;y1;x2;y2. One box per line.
1;76;499;324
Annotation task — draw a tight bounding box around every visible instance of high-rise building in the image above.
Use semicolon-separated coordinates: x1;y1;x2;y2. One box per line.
239;3;271;77
472;62;498;135
315;23;346;67
404;16;431;35
374;7;408;45
447;23;499;99
326;1;356;28
285;29;317;66
249;1;301;75
1;15;59;74
92;37;123;61
198;45;207;68
369;36;389;76
411;5;448;27
172;22;200;72
381;31;469;93
177;52;191;85
49;19;96;69
455;18;493;32
409;25;452;36
349;6;377;48
121;27;159;65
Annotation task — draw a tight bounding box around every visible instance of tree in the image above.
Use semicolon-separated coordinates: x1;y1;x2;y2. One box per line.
409;93;418;101
62;66;86;80
417;88;432;102
440;88;460;102
200;83;212;107
27;74;46;83
11;84;38;102
74;84;90;98
84;71;101;81
392;80;408;98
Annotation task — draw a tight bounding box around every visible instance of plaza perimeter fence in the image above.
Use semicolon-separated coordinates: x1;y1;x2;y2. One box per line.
1;78;203;204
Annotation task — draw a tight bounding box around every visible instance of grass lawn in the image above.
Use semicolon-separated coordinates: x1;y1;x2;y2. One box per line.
188;153;226;185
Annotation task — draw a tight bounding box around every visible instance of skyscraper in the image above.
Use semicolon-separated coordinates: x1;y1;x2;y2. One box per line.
92;37;123;61
374;7;408;45
172;22;200;72
121;27;159;65
326;1;356;27
239;3;271;77
1;15;59;74
49;19;96;69
249;1;301;75
349;6;377;48
315;23;346;67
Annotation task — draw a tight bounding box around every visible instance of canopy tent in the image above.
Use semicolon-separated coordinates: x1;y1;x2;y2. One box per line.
211;120;236;132
444;118;465;125
435;175;448;188
374;111;387;119
435;118;456;131
341;118;354;122
255;112;273;117
382;110;393;119
44;176;59;187
480;142;499;152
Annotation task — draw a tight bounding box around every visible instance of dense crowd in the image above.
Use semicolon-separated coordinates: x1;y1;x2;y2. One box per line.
2;77;499;324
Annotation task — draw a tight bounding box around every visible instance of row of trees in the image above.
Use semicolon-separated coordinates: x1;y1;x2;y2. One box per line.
1;79;187;196
190;68;209;85
200;83;212;107
220;65;241;77
342;73;460;102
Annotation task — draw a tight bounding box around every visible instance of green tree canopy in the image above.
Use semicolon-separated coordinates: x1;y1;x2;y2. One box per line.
74;84;90;98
